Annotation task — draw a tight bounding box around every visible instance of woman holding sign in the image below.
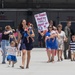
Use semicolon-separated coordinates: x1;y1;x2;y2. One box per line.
18;19;35;69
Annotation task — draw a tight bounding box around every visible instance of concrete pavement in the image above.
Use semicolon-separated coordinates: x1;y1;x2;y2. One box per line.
0;48;75;75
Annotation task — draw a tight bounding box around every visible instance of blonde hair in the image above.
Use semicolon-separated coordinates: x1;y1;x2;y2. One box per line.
5;25;12;31
10;41;15;45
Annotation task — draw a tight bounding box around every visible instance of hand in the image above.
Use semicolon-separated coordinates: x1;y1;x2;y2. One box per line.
64;38;68;42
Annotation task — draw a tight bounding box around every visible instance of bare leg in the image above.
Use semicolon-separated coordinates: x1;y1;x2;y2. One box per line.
71;53;73;61
52;50;55;62
47;49;51;63
26;51;31;69
74;53;75;60
60;50;63;61
57;50;60;61
20;50;26;69
31;37;34;42
9;61;11;65
12;61;14;67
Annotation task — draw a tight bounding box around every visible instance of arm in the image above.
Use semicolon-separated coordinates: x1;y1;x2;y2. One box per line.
50;31;58;38
13;35;18;43
29;30;35;37
64;27;68;38
63;31;68;42
38;30;44;37
4;30;12;35
17;31;22;44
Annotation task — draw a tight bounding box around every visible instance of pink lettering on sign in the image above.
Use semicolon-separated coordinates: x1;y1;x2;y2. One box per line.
45;22;48;24
37;17;42;20
38;23;44;26
39;13;46;16
35;15;38;17
44;25;46;28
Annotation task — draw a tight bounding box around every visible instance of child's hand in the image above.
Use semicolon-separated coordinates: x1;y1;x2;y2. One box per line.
52;39;54;42
64;38;68;42
24;28;28;31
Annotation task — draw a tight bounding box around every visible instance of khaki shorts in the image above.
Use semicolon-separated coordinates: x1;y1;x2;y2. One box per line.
71;50;75;54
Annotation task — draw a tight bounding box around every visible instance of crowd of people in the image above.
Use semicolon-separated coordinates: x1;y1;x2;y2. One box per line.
0;19;75;69
38;20;75;62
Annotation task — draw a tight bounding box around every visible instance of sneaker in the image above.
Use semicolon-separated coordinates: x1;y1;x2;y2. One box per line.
8;65;11;67
61;58;63;61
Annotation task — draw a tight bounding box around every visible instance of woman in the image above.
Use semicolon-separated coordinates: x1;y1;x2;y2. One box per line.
57;24;67;61
1;25;12;64
45;25;57;62
18;19;35;69
45;26;52;62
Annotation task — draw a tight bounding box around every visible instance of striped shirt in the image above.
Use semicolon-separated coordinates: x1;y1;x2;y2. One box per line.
70;41;75;50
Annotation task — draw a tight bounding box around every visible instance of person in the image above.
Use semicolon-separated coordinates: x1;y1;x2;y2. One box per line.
57;24;67;61
9;32;17;44
18;19;35;69
6;41;17;67
69;35;75;61
49;20;53;26
45;26;52;63
13;29;18;40
25;23;34;43
64;21;71;59
50;28;58;62
1;25;12;64
0;27;2;48
45;25;57;62
38;30;44;47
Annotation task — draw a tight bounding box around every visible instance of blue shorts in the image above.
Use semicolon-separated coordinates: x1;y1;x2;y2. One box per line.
7;55;17;62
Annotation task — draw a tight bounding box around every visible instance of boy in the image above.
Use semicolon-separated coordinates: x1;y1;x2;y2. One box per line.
69;35;75;61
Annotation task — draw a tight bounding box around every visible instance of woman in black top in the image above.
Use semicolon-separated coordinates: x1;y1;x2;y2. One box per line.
18;19;35;69
1;25;12;64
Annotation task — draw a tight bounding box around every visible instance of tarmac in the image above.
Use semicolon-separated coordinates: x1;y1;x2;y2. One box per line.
0;48;75;75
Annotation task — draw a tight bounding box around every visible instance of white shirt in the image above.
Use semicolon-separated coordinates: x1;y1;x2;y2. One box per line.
6;46;17;56
58;31;66;41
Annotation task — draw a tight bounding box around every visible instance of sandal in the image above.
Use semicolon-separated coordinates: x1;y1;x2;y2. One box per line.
47;60;50;63
20;66;24;69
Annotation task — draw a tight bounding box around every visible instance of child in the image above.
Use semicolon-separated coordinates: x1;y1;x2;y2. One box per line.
6;41;17;67
57;35;63;61
27;24;34;43
69;35;75;61
9;32;17;43
24;24;34;43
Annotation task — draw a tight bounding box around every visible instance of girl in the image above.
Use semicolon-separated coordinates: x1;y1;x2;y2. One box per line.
57;24;67;61
6;41;17;67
